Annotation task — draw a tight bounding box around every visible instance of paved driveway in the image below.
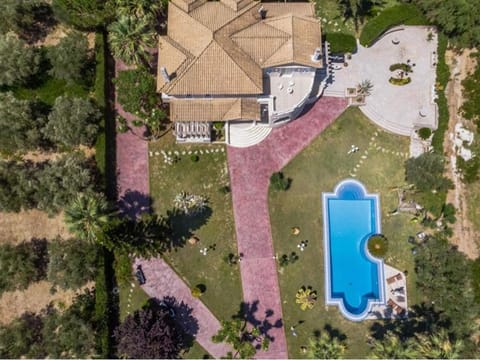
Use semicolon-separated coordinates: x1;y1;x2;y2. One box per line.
328;26;438;135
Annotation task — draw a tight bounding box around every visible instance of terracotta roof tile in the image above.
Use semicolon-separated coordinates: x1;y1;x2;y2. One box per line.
157;36;191;91
170;98;260;121
190;2;238;31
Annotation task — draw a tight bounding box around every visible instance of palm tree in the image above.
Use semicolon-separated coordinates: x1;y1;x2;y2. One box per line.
369;331;419;359
339;0;382;31
107;14;157;66
295;287;317;311
113;0;163;18
357;79;374;96
416;330;463;359
64;193;114;245
307;332;347;359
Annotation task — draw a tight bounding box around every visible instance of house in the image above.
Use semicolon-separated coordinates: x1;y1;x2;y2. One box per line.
157;0;325;143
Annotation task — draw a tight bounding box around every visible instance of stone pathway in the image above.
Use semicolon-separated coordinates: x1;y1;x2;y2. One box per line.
114;60;230;358
227;97;348;358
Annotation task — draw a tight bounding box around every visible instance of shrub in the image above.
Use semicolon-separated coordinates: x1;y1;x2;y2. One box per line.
325;33;356;54
114;68;157;115
367;234;388;257
114;249;133;286
47;238;98;290
405;152;452;192
389;63;413;72
270;172;290;191
359;4;428;47
442;203;456;224
47;31;89;83
389;76;411;85
43;96;101;147
52;0;114;30
418;127;432;140
456;155;480;183
191;286;202;298
173;192;208;215
190;154;199;162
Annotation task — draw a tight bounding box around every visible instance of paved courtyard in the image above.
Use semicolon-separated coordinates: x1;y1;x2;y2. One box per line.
228;96;348;358
327;26;438;136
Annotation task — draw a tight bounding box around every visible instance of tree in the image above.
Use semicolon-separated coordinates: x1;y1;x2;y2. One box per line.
114;0;164;18
52;0;114;30
47;238;98;290
405;152;452;192
296;286;317;311
460;56;480;124
0;92;45;153
357;79;374;96
212;319;260;359
0;312;46;358
43;96;100;147
306;332;347;359
47;31;89;83
339;0;382;31
0;32;40;86
369;331;419;359
64;193;113;244
173;192;208;215
270;172;290;191
416;329;463;359
107;14;156;66
115;307;185;359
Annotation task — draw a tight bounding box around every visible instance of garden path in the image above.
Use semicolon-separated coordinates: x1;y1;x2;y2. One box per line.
115;60;231;358
227;96;348;358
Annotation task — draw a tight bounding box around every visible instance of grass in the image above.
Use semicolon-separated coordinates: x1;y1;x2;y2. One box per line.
182;341;211;359
268;107;422;357
359;4;428;47
118;279;150;320
325;33;357;54
315;0;356;36
149;134;243;320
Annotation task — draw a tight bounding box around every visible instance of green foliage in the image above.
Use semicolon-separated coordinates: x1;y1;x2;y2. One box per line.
191;286;202;298
337;0;382;31
0;32;41;86
212;319;257;359
415;235;478;339
296;286;317;311
113;0;164;18
191;154;199;162
94;247;110;358
52;0;114;30
405;152;452;192
0;92;45;154
417;127;432;140
107;14;156;66
114;68;157;115
389;76;411;85
307;332;347;359
367;234;388;257
279;252;299;267
471;257;480;304
410;0;480;47
0;241;47;294
173;192;208;215
270;172;290;191
457;155;480;183
325;33;356;54
0;152;95;213
359;4;428;46
64;193;113;244
0;312;46;358
461;53;480;125
389;63;413;72
431;33;450;153
47;31;89;83
43;96;100;147
94;32;106;176
47;238;98;290
442;203;456;224
113;249;133;286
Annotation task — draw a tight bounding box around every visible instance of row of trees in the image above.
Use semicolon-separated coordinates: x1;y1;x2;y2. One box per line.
0;290;97;358
0;238;97;294
0;92;100;153
0;153;95;213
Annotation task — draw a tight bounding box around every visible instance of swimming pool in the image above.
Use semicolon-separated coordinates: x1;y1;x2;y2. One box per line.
322;179;385;321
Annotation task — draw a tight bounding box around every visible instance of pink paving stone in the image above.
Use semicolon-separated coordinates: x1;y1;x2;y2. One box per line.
228;97;348;358
135;258;232;358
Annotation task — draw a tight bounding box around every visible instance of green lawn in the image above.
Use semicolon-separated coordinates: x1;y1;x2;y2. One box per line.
269;107;422;358
149;134;243;320
182;341;211;359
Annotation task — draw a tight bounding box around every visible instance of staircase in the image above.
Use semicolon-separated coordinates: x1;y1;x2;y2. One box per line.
360;104;411;136
227;122;272;148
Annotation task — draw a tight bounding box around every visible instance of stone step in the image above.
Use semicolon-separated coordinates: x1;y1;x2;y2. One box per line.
361;105;411;136
228;123;272;148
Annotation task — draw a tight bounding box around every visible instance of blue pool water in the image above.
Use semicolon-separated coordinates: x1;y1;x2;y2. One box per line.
322;180;385;321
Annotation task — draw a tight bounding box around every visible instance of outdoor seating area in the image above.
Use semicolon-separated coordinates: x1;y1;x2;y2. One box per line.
175;121;211;143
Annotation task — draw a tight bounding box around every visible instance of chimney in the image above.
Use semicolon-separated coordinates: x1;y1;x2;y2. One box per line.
160;67;170;82
258;6;267;19
312;48;322;62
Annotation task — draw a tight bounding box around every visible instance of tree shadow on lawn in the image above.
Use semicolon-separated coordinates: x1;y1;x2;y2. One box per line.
166;207;213;249
369;302;452;340
233;301;283;346
312;323;348;342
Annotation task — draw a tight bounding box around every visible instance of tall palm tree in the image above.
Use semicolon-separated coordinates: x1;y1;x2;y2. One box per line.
306;332;347;359
113;0;163;18
416;330;463;359
369;331;419;359
357;79;374;96
107;14;157;66
64;193;114;245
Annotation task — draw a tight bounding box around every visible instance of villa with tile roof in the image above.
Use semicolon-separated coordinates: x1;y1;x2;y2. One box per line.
157;0;326;143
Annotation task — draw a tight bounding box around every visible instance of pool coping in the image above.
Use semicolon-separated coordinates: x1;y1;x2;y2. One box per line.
322;179;386;321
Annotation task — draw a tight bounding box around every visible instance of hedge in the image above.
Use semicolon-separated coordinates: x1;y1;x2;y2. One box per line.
94;32;106;178
431;33;450;153
359;4;428;47
325;33;357;54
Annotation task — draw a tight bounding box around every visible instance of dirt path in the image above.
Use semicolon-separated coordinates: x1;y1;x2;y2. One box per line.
444;49;479;259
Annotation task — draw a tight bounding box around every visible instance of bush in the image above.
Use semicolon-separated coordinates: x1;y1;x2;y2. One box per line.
191;286;202;298
389;63;413;72
94;32;106;176
418;127;432;140
359;4;428;47
270;172;290;191
389;76;411;85
0;32;41;86
43;96;101;147
405;152;452;192
442;203;456;224
219;185;230;194
52;0;114;30
190;154;199;162
47;31;89;83
325;33;357;54
114;68;157;115
456;155;480;183
47;238;98;290
0;312;46;358
367;234;388;257
113;249;133;286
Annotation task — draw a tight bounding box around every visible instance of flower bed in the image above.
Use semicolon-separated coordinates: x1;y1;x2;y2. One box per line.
389;77;411;86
